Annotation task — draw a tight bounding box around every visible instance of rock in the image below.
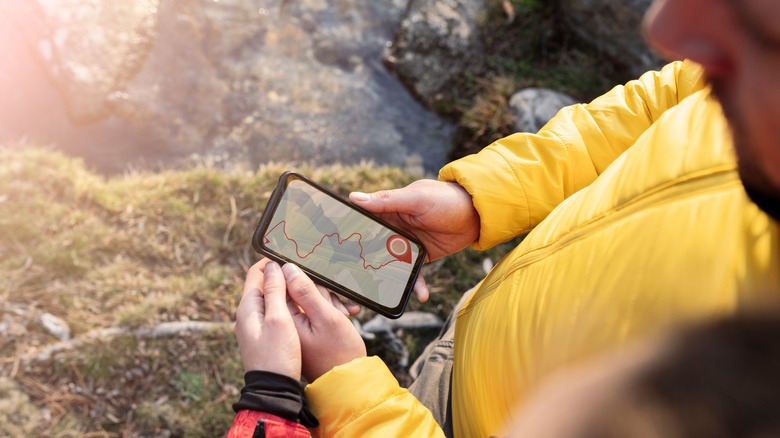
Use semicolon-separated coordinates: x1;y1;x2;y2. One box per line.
557;0;665;78
24;0;159;122
384;0;487;108
359;311;442;369
352;319;375;340
509;87;576;134
361;311;444;334
40;312;71;341
482;257;493;275
1;0;454;173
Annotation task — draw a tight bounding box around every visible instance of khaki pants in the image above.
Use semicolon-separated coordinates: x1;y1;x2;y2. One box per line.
408;287;477;438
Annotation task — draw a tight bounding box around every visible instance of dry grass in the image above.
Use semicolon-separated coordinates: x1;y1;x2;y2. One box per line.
0;145;515;436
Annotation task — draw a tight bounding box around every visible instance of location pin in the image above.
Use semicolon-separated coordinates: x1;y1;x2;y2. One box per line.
386;234;413;263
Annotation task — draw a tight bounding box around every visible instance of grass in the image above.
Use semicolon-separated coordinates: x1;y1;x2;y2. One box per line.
0;145;515;436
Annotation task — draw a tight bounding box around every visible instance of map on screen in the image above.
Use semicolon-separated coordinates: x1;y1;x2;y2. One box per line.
263;180;420;308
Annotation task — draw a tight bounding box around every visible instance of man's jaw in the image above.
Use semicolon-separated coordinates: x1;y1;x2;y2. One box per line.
707;75;780;221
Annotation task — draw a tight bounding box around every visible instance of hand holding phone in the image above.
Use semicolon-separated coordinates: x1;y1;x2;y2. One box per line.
348;179;480;263
252;172;427;318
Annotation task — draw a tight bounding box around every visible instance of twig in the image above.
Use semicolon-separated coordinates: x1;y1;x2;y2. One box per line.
9;344;21;379
223;196;238;246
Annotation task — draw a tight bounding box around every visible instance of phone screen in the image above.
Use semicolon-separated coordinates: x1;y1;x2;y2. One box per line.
253;172;426;318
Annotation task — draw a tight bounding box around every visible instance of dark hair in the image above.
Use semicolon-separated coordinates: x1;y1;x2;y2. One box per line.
586;314;780;438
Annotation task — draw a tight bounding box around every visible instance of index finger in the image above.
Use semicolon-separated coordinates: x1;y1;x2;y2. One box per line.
413;274;429;303
282;263;335;319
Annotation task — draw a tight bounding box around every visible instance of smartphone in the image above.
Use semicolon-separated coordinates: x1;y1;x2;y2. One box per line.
252;171;427;319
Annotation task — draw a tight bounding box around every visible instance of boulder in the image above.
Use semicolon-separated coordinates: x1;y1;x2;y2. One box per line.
509;88;576;134
384;0;487;108
557;0;665;78
23;0;159;123
1;0;454;173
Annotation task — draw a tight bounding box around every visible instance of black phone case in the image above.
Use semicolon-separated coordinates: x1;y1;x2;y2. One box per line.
252;171;426;319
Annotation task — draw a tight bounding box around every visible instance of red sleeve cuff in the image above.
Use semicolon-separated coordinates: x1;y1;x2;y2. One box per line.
226;410;310;438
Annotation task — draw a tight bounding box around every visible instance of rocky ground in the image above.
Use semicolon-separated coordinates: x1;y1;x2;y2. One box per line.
0;0;661;174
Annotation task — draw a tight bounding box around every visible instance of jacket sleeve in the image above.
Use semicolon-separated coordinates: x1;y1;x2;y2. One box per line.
226;410;311;438
304;356;445;437
439;59;706;249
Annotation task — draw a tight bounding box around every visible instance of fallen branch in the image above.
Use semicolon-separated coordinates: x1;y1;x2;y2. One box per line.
22;321;234;364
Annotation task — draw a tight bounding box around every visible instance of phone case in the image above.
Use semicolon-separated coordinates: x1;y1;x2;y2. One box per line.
252;171;426;318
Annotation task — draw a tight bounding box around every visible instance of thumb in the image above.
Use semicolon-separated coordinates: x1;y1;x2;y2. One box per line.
262;262;290;317
349;187;413;215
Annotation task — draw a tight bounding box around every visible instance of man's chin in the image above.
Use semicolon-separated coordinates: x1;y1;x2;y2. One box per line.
742;180;780;222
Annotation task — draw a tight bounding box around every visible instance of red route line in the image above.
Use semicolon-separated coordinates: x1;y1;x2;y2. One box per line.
265;220;400;271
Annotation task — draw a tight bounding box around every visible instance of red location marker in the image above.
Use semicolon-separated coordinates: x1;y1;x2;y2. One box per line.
386;234;412;263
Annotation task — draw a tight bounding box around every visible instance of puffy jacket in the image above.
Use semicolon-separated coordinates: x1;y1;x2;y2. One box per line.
227;410;310;438
304;60;780;437
305;356;446;437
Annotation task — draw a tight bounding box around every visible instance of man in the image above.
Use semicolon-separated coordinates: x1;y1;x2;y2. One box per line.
643;0;780;217
232;0;780;436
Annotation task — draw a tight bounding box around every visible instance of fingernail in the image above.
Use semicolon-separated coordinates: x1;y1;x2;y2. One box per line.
351;192;370;202
281;263;300;280
265;261;279;274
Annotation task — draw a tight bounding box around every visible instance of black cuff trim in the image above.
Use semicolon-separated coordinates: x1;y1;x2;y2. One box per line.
232;370;319;428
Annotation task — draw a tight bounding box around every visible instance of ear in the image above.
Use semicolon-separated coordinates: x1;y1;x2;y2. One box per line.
642;0;739;75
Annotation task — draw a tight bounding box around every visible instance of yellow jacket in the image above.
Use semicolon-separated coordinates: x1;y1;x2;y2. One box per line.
305;60;780;437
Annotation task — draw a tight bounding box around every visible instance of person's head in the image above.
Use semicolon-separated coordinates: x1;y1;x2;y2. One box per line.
505;313;780;438
642;0;780;220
